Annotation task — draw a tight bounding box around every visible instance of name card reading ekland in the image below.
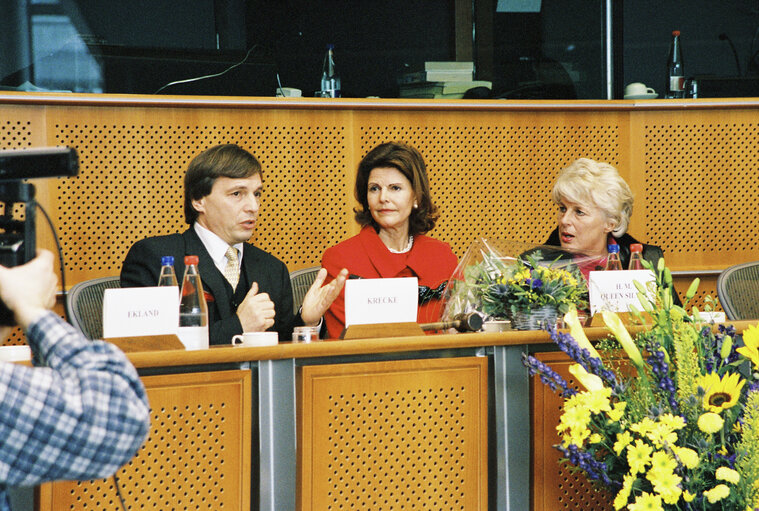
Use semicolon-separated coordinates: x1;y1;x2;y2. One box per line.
102;286;179;339
588;270;656;316
345;277;419;327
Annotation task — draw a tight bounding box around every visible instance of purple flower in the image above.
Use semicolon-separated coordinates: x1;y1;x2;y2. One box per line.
522;353;577;397
528;278;543;290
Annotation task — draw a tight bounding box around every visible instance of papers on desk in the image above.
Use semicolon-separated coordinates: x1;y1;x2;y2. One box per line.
103;286;179;338
588;270;656;316
345;277;418;327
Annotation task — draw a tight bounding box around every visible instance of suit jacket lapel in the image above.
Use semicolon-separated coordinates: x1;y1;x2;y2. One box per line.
182;229;232;314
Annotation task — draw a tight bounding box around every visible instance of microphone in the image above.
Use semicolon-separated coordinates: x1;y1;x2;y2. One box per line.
719;33;743;76
420;312;483;333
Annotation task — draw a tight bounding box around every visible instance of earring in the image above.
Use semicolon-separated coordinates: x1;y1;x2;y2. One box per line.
413;202;418;209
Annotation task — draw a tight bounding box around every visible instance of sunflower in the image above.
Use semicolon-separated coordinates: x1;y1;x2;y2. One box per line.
737;324;759;370
698;372;746;413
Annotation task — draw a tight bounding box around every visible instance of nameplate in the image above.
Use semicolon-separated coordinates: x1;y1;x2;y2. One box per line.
103;286;179;339
345;277;418;327
588;270;656;316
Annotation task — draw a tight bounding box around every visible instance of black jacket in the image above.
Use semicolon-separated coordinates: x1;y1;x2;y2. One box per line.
121;228;302;344
545;228;681;306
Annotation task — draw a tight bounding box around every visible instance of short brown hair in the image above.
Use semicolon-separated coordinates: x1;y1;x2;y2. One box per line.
354;142;439;236
184;144;262;224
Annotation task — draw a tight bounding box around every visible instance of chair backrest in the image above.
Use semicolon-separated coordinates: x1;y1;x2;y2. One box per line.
66;276;121;340
290;267;321;312
717;261;759;320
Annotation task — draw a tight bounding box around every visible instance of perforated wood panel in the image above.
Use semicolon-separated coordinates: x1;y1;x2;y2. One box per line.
639;111;759;269
298;357;487;510
39;369;251;510
357;113;622;258
532;351;613;510
47;106;352;283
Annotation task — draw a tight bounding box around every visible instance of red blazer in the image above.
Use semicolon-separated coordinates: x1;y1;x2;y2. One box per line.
321;226;458;339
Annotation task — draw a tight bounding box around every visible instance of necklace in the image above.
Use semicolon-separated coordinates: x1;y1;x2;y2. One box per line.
387;235;414;254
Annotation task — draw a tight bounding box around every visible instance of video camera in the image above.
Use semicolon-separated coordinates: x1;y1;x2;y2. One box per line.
0;147;79;325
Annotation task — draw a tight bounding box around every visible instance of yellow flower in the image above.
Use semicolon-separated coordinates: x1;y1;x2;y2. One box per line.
737;324;759;369
589;433;602;443
613;473;636;510
630;417;657;437
614;431;633;455
672;446;699;469
627;439;653;475
682;490;696;502
698;412;724;434
628;491;663;511
584;387;613;414
608;401;627;422
563;306;602;360
703;484;730;504
698;372;746;413
568;363;604;392
603;310;646;373
658;413;686;431
716;466;740;484
648;451;677;476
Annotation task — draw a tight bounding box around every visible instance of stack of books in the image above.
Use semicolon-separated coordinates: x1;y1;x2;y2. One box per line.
398;61;491;99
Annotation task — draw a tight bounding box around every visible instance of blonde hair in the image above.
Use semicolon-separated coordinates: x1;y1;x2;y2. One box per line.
551;158;633;237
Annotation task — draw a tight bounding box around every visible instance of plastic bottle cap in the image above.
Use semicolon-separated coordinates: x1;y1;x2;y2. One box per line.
607;244;620;254
184;255;199;265
161;256;174;266
672;30;680;36
630;243;643;252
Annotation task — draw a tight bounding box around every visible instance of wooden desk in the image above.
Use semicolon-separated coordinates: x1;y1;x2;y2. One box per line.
35;321;757;510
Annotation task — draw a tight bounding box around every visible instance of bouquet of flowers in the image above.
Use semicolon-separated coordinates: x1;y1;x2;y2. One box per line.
442;239;591;323
523;258;759;510
483;251;587;317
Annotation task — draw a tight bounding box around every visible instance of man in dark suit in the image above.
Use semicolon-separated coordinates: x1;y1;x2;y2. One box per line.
121;144;347;345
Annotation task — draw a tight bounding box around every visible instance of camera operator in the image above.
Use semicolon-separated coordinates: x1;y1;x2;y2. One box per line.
0;250;150;509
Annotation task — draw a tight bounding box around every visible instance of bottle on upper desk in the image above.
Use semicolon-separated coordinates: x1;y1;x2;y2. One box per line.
666;30;685;98
157;256;178;287
605;244;623;271
628;243;645;270
320;44;341;98
177;255;209;350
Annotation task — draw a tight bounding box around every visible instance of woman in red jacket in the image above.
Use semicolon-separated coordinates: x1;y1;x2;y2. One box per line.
321;142;458;339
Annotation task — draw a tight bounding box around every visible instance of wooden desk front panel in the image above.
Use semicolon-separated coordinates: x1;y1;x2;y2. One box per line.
297;357;488;510
38;369;251;511
531;351;612;511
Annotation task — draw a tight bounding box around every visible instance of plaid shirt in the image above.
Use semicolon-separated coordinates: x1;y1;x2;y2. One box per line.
0;312;150;509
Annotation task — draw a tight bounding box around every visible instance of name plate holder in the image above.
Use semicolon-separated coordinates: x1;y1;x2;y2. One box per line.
106;334;186;353
340;322;425;340
342;277;420;339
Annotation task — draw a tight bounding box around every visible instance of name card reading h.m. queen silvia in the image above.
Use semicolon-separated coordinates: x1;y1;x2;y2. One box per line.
102;286;179;339
588;269;656;316
344;277;419;327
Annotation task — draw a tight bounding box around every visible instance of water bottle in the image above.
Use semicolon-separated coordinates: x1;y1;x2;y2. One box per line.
666;30;685;98
605;244;623;271
628;243;645;270
177;255;209;350
320;44;341;98
157;256;178;287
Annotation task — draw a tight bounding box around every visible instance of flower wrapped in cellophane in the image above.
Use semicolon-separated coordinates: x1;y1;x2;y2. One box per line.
523;259;759;510
441;238;593;324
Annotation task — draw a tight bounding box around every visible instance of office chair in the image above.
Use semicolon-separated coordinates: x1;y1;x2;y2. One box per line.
66;276;121;339
717;261;759;320
290;267;321;312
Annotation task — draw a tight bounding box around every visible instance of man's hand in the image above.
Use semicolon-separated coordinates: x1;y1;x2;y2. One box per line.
0;250;58;330
236;282;276;332
301;268;348;326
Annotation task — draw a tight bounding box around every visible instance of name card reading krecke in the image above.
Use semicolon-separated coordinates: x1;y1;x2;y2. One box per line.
588;270;656;316
102;286;179;339
345;277;419;327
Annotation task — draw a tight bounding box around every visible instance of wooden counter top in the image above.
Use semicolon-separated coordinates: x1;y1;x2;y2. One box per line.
125;320;757;368
2;90;758;112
